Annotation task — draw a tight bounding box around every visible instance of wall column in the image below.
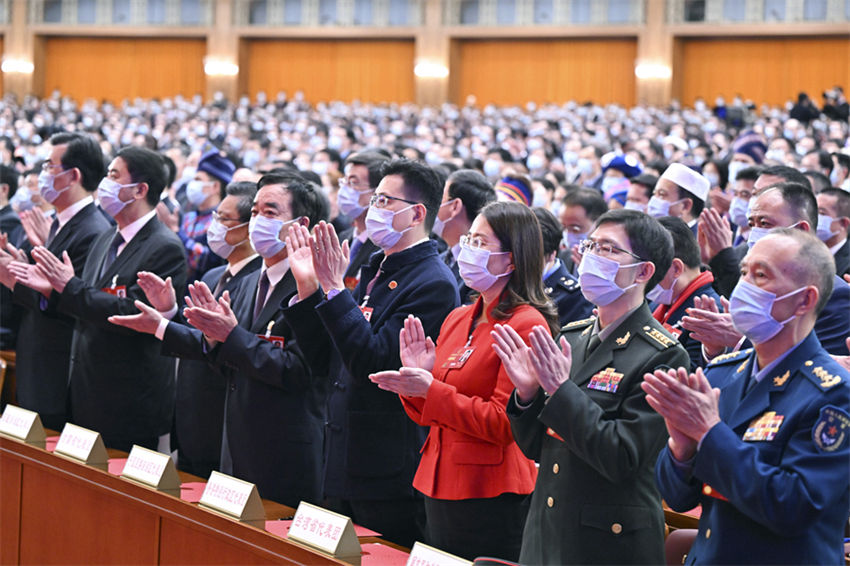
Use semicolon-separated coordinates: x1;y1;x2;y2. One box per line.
3;0;35;100
635;0;673;106
414;0;450;106
204;0;239;101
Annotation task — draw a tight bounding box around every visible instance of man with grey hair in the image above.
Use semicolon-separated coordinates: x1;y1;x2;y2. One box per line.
645;228;850;564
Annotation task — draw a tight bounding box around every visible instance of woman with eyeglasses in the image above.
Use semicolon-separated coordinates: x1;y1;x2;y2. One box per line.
370;201;558;561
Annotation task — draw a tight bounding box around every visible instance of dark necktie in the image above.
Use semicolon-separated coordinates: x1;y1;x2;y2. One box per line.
212;269;233;298
45;218;60;247
253;271;270;324
586;333;601;356
349;238;363;265
100;232;124;278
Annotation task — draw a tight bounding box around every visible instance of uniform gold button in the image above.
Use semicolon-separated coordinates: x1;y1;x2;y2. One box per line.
611;523;622;534
547;497;554;507
705;529;711;539
552;463;559;474
703;485;712;495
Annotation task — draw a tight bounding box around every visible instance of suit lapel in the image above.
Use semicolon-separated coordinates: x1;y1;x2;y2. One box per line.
86;227;115;285
49;204;90;254
95;217;156;288
250;271;296;333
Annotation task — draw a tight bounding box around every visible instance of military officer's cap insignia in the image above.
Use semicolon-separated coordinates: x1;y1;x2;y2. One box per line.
643;326;675;348
743;411;784;442
813;405;850;453
615;332;630;346
772;370;790;387
812;366;842;389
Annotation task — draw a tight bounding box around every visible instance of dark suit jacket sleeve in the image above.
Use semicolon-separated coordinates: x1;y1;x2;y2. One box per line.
708;245;743;298
315;278;458;382
211;325;311;392
506;388;547;461
655;445;702;512
56;243;187;334
283;289;333;376
813;279;850;356
160;320;210;362
539;345;689;483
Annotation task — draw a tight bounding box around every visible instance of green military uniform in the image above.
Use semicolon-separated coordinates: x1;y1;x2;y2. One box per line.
507;302;689;565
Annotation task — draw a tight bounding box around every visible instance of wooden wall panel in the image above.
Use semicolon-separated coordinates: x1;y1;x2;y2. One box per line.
678;37;850;107
42;37;206;103
454;39;637;106
246;39;415;104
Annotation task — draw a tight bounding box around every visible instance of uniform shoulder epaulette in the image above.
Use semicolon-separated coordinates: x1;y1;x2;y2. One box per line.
800;359;844;390
707;348;753;366
638;324;679;350
560;316;595;333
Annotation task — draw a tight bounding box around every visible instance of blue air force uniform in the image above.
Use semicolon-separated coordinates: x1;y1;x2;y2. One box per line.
656;332;850;564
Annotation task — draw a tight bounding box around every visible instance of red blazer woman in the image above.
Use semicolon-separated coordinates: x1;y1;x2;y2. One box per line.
400;297;540;500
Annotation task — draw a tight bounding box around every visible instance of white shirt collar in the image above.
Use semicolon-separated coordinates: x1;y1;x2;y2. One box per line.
118;210;157;249
829;238;847;256
228;253;259;277
56;195;93;229
261;257;290;287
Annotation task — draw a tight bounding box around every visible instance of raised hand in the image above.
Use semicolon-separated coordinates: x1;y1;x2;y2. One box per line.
491;323;540;404
528;325;572;395
399;314;436;371
286;222;319;299
137;271;176;312
184;290;238;343
681;294;742;359
642;367;698;461
108;300;164;335
186;280;220;312
7;261;52;297
369;367;434;398
31;247;75;293
312;221;349;293
20;209;50;247
697;208;733;264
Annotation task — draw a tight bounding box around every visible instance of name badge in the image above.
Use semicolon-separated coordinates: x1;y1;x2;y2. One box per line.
344;276;359;291
587;367;625;393
742;411;784;442
54;423;109;470
288;502;361;560
662;322;682;339
121;445;180;494
406;542;472;566
102;285;127;298
546;427;565;442
359;306;373;321
443;346;475;369
257;335;285;348
199;471;265;528
0;405;46;447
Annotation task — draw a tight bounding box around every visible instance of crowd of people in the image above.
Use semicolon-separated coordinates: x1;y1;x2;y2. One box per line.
0;88;848;565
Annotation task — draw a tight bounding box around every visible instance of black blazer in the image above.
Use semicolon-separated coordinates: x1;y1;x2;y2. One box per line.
13;202;111;429
833;238;849;277
58;216;187;451
173;257;262;478
162;267;325;507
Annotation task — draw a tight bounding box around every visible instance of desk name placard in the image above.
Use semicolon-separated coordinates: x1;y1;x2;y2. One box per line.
121;445;180;494
406;542;472;566
199;471;265;527
54;423;108;470
288;501;361;562
0;405;46;447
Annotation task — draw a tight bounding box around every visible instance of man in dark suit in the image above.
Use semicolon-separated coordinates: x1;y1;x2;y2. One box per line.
336;151;388;291
687;183;850;357
172;181;260;478
111;173;327;507
494;209;689;564
532;207;593;327
0;133;111;430
14;146;187;451
284;159;459;547
0;164;24;350
646;229;849;564
816;188;849;276
434;169;496;305
649;217;721;370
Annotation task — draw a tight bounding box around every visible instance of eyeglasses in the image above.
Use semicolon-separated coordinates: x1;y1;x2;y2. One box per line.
339;178;372;192
369;193;419;209
579;239;644;261
41;162;66;173
459;234;507;253
213;211;243;223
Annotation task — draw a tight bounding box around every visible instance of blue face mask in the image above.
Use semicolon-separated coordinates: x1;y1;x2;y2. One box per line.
729;197;750;227
562;230;587;252
816;214;839;242
729;280;805;344
747;226;771;248
38;168;73;204
249;215;297;258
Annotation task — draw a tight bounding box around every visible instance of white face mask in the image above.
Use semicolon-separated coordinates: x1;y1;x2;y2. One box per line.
249;215;297;258
624;200;647;213
729;196;750;227
816;214;839;242
646;195;678;218
97;177;137;217
365;205;414;250
186;180;210;207
38;168;73;204
646;276;678;305
337;182;369;218
729;280;805;344
457;241;512;292
207;218;248;259
431;200;456;239
577;252;643;306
